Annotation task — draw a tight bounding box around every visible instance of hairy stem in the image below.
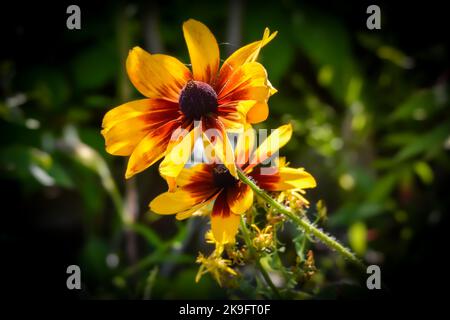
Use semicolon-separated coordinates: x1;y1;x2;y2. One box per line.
239;215;282;299
237;169;366;272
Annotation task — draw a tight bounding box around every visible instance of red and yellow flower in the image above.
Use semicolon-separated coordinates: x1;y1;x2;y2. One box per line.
150;124;317;243
101;19;277;188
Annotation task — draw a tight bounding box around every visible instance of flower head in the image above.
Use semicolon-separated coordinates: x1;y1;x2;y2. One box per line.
101;19;277;188
251;224;274;252
150;123;317;244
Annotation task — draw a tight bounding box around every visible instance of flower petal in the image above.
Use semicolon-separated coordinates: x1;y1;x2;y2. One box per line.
217;62;270;104
217;28;277;88
101;99;179;156
125;119;182;179
126;47;191;101
183;19;220;84
218;113;245;131
150;188;216;215
249;166;316;191
278;167;317;189
227;183;253;214
211;191;241;244
175;195;217;220
248;123;293;170
159;124;201;190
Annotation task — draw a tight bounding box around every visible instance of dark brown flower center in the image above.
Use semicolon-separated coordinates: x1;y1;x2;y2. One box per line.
213;164;237;189
179;80;218;120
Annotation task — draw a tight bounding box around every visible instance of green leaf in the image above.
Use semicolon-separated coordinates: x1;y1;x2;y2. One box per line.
84;95;114;109
291;7;358;104
80;237;111;284
242;3;294;86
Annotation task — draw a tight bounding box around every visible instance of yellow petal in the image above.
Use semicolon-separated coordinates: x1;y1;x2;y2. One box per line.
278;167;317;190
218;28;277;85
268;80;278;95
151;162;218;216
227;183;254;214
159;125;200;190
126;47;191;101
248;166;316;191
215;102;247;132
174;164;218;219
246;101;269;124
125;119;181;179
248;123;293;169
183;19;220;84
211;213;240;244
102;99;150;131
101;99;179;156
201;116;237;178
176;163;214;187
211;192;240;244
234;100;257;115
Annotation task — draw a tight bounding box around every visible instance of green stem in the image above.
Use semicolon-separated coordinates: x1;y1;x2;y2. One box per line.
237;169;366;272
239;215;282;299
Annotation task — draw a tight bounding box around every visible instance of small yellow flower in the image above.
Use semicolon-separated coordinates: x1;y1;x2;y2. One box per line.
316;200;328;222
101;19;278;188
284;189;310;210
195;251;237;286
150;123;317;244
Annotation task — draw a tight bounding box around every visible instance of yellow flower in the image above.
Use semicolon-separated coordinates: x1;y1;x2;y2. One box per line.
150;123;317;244
101;19;277;187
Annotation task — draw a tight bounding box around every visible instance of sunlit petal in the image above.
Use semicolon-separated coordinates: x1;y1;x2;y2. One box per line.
183;19;220;84
101;99;179;156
